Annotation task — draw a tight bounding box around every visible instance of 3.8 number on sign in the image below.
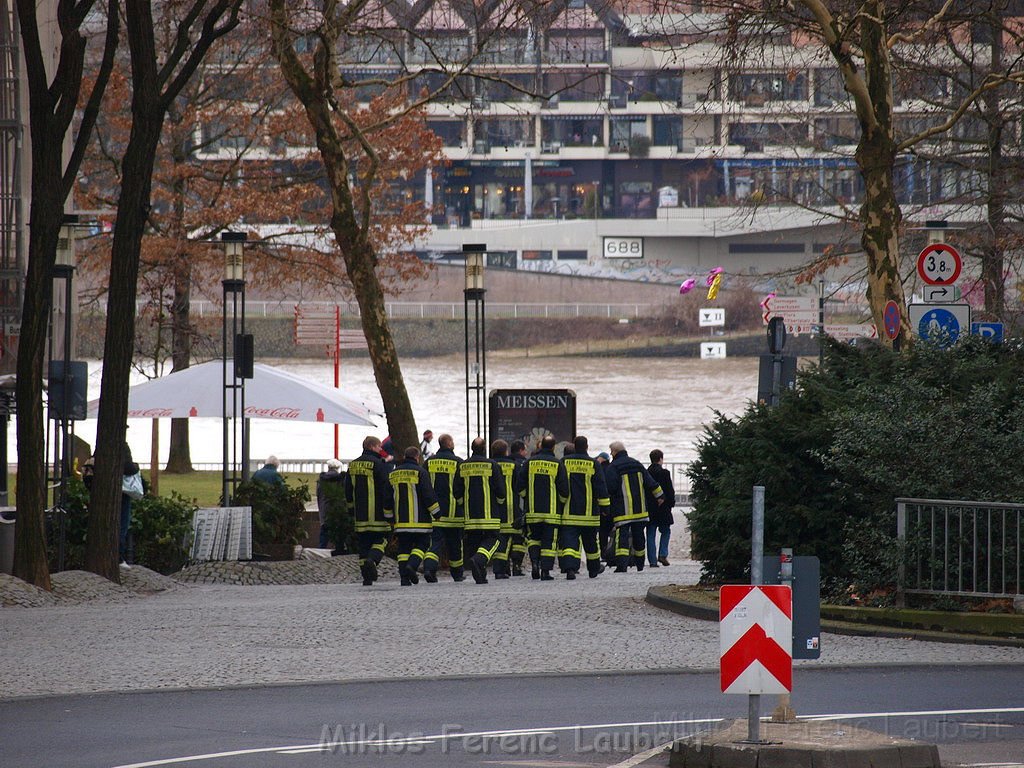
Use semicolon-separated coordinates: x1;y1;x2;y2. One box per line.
917;243;962;285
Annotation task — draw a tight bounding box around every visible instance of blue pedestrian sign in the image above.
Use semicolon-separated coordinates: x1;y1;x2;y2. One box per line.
908;304;971;348
971;322;1004;343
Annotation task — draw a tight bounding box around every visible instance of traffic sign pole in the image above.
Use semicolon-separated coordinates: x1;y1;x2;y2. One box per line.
749;486;765;743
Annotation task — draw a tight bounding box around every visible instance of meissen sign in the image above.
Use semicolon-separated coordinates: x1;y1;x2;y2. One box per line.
489;389;577;454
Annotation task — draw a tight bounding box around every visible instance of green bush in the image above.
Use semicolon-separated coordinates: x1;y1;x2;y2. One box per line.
319;480;356;554
232;479;309;560
129;492;197;574
46;477;196;575
46;476;92;572
686;336;1024;598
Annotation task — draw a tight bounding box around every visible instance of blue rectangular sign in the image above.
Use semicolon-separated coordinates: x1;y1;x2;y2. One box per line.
971;322;1004;343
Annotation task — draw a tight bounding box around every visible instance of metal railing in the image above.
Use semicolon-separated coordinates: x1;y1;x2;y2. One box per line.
897;497;1023;600
129;300;662;320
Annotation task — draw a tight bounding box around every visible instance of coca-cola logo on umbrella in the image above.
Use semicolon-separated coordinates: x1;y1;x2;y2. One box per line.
244;406;301;419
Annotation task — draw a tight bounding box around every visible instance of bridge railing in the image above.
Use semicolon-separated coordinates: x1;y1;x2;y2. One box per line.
896;497;1023;601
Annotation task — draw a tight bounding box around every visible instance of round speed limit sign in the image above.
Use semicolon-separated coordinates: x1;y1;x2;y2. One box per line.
917;243;962;285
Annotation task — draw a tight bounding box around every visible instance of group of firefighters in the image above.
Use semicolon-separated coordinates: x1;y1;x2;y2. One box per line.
344;432;670;587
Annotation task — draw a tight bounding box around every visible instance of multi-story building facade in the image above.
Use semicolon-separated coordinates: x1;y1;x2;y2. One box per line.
190;0;1012;290
322;0;998;283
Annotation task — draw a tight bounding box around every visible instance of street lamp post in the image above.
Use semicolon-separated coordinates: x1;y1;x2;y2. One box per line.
51;214;77;570
463;243;487;454
221;231;248;505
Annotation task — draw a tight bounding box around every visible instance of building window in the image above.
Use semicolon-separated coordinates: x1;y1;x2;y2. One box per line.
558;249;587;260
653;116;683;147
728;242;805;254
730;72;808;104
473;118;536;149
427;120;465;147
610;116;647;152
522;250;553;260
541;117;603;147
543;71;605;101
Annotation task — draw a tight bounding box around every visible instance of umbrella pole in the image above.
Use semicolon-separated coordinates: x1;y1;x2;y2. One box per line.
150;418;159;496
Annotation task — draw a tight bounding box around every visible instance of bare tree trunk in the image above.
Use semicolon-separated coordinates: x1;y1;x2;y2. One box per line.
340;231;418;453
86;117;162;582
166;197;194;473
270;6;418;452
13;0;117;587
982;10;1007;319
855;2;910;343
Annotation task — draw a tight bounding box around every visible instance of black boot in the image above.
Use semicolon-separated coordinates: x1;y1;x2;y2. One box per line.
566;570;576;580
540;569;554;581
469;556;488;584
512;563;524;577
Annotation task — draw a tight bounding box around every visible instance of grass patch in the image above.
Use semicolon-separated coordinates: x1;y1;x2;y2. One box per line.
145;470;318;506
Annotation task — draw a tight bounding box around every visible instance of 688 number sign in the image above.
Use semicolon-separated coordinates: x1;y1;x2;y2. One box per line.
603;236;644;259
917;243;962;285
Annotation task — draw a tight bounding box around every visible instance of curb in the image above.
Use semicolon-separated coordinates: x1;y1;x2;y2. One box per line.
645;586;1024;649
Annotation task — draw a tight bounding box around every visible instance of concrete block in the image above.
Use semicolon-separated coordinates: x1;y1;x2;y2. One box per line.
898;744;941;768
710;742;759;768
669;739;712;768
759;746;814;768
1013;594;1024;614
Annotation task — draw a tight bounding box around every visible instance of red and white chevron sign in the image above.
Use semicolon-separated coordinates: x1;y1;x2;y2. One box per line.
719;585;792;694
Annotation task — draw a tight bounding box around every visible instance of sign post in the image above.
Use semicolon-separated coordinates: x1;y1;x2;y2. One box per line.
294;306;367;457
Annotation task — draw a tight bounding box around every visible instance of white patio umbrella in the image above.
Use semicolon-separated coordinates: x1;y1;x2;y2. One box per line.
87;360;379;426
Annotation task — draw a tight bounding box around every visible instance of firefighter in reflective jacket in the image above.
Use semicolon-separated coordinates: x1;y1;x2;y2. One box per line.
490;438;522;579
345;435;393;586
422;434;465;583
559;435;609;579
455;437;506;584
385;446;441;586
515;434;569;580
608;441;664;572
508;439;530;575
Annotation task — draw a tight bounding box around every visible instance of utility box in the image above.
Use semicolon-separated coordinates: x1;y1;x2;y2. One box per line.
0;507;15;575
762;553;821;660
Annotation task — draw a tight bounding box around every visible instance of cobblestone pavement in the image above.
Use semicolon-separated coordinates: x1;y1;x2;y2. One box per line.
3;537;1024;702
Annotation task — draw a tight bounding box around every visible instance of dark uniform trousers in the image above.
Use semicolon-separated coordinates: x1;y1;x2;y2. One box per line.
527;522;558;571
510;532;527;569
423;526;465;580
465;530;504;569
491;534;515;576
558;525;602;576
613;521;647;569
396;532;430;575
357;531;388;569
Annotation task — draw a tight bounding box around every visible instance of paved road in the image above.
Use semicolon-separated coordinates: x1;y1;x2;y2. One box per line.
2;668;1022;768
4;558;1024;700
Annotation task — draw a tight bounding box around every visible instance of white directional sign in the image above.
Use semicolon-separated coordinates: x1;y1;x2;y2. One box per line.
699;308;725;327
701;342;727;359
785;320;819;337
922;285;960;304
824;323;877;341
908;303;971;347
762;295;818;325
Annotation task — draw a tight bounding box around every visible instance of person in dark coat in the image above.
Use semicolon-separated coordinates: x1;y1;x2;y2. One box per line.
595;452;614;566
316;458;345;549
646;449;676;566
251;455;285;487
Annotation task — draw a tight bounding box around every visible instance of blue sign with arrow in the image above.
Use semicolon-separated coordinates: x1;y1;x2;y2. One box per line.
971;322;1004;343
